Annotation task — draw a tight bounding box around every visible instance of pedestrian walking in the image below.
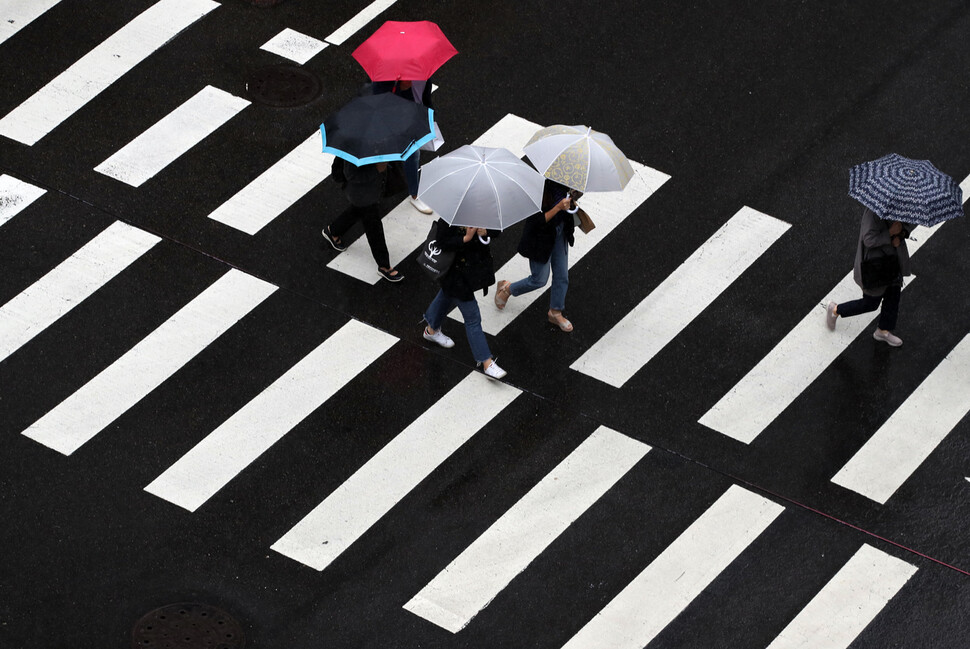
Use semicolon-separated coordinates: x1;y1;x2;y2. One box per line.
372;79;435;214
826;207;911;346
323;160;404;282
493;179;577;332
421;219;507;378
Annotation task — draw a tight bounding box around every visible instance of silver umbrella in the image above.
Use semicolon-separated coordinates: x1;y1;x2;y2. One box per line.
524;124;634;192
416;145;545;230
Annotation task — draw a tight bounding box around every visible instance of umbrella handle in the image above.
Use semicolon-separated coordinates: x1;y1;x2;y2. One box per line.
478;235;491;245
564;205;579;214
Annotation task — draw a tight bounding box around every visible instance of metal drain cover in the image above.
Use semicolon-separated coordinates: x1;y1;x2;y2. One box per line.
132;603;245;649
247;65;321;107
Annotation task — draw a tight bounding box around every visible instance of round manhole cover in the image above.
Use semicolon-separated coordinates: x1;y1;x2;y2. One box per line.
247;65;321;107
132;603;245;649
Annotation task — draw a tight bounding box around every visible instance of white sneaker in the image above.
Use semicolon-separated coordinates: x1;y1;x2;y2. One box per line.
410;196;433;214
873;329;902;347
423;328;454;348
482;359;507;379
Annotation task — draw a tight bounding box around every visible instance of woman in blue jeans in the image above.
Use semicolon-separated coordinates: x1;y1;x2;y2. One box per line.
494;179;577;332
422;219;506;379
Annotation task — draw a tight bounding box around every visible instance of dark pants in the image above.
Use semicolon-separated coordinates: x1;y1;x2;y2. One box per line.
329;202;389;269
838;284;901;331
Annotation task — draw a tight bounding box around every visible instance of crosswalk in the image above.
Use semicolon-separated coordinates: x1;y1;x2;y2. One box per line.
0;171;930;646
2;1;968;646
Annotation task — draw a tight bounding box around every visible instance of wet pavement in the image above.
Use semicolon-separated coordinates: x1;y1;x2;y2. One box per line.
2;1;970;647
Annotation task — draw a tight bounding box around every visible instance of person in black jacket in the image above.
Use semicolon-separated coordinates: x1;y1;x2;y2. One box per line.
421;219;507;379
494;179;577;331
323;160;403;282
371;79;434;214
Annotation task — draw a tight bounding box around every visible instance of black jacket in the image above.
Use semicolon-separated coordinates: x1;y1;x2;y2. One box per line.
516;181;575;263
435;219;499;301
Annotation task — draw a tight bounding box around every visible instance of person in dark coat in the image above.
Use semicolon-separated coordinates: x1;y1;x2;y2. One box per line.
371;79;434;214
826;207;912;346
421;219;506;378
493;179;577;331
323;160;403;282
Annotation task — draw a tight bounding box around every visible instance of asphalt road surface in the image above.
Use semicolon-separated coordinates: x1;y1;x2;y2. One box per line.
2;1;970;648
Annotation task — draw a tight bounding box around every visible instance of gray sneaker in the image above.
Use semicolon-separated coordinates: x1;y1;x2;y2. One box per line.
423;328;454;348
873;329;902;347
826;302;838;331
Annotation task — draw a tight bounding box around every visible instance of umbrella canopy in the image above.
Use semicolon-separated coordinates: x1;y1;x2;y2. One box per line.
352;20;458;81
849;153;964;227
523;124;634;192
320;92;435;166
417;145;545;230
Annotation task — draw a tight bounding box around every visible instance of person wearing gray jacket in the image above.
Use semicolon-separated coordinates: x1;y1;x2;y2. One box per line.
825;207;911;346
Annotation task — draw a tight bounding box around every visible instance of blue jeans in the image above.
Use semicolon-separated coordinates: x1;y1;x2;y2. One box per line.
424;289;492;363
405;150;420;196
510;222;569;311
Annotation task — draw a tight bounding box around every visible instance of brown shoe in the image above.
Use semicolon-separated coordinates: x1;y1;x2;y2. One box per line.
494;280;511;309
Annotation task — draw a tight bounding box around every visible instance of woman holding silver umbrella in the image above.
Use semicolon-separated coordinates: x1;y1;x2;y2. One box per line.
421;222;507;379
494;124;635;333
415;145;548;381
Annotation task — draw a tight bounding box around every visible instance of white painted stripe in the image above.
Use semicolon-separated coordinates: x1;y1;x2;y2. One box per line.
260;28;328;65
0;221;160;363
572;207;789;387
21;270;276;456
95;86;249;187
832;334;970;503
0;0;219;145
145;319;397;512
960;173;970;204
561;485;783;649
271;371;521;571
1;0;63;46
699;223;943;444
0;174;46;227
404;427;650;633
444;115;670;328
325;0;397;46
470;113;544;159
208;130;333;235
766;544;916;649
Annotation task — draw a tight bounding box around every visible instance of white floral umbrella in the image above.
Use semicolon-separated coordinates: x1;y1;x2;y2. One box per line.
416;145;545;230
524;124;634;192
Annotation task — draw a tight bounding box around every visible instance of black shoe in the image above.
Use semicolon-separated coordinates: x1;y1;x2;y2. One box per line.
323;226;346;252
378;267;404;282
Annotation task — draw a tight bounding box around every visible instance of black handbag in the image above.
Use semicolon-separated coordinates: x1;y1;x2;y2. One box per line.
415;223;455;280
860;245;900;289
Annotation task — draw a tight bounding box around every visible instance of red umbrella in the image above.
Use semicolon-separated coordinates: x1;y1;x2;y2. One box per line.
352;20;457;81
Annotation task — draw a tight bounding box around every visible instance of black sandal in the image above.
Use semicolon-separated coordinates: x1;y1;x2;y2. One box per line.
323;226;346;252
378;267;404;282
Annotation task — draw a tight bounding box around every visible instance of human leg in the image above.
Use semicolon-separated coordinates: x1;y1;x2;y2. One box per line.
876;284;901;332
455;298;493;364
509;258;551;296
424;290;455;332
328;204;360;239
358;203;393;271
405;151;432;213
548;227;570;311
833;294;882;319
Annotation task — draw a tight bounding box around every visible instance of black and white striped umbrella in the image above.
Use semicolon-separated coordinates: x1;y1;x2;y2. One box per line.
848;153;964;227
